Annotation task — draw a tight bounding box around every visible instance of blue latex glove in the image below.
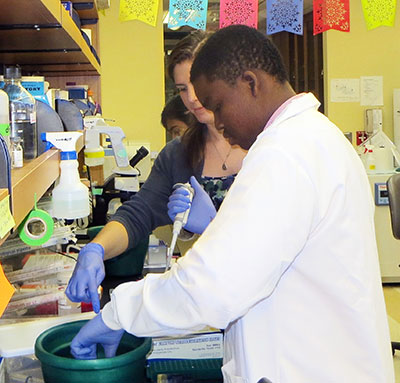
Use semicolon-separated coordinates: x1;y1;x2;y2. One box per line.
65;242;105;313
70;313;124;360
168;176;216;234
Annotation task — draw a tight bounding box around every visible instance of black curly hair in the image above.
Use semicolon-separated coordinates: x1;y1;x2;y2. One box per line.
161;94;194;130
191;25;288;86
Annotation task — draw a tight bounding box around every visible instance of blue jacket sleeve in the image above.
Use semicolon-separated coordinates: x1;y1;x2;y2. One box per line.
110;139;196;249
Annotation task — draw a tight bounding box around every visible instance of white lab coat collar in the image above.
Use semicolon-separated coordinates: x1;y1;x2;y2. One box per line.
264;92;321;132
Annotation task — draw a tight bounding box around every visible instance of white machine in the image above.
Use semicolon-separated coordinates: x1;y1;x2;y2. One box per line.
83;116;140;192
368;173;400;282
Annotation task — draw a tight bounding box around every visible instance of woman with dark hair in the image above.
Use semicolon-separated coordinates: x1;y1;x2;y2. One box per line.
167;31;246;213
161;94;193;139
65;31;247;313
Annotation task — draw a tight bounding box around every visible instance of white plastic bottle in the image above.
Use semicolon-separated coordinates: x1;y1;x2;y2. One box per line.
42;132;90;219
0;89;10;152
52;152;90;219
365;148;376;174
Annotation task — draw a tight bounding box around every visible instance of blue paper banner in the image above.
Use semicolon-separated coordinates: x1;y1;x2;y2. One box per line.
266;0;304;35
168;0;208;30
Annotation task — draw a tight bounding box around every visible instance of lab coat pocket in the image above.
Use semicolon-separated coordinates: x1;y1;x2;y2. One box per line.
221;360;248;383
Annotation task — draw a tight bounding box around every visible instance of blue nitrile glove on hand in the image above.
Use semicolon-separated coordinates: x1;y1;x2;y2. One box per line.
65;242;105;314
70;313;124;360
168;176;217;234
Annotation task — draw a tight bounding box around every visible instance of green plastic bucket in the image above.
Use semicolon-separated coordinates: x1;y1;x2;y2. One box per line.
87;226;149;277
35;320;152;383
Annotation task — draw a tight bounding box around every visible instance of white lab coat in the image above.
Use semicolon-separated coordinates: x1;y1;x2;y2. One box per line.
103;93;395;383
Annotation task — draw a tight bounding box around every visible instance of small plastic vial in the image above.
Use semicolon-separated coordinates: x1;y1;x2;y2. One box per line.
11;137;23;168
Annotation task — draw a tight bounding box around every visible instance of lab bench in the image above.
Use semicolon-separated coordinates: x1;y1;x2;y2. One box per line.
0;354;223;383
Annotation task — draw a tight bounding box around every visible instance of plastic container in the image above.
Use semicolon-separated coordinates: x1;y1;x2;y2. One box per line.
42;132;90;219
3;66;37;160
35;320;152;383
52;157;90;219
365;147;376;174
0;88;10;152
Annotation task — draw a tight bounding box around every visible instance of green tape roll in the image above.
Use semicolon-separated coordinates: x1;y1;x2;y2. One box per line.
18;208;54;246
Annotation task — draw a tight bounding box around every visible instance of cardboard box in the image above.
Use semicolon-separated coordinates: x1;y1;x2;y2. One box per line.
147;331;223;360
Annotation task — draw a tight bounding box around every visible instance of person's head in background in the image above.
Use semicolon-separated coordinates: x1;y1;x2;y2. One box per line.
191;25;294;151
167;30;215;170
161;94;195;139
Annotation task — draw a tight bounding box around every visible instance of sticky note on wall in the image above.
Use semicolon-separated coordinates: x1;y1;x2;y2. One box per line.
0;263;14;317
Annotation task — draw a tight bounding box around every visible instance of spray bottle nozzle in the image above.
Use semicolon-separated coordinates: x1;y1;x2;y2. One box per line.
42;131;82;156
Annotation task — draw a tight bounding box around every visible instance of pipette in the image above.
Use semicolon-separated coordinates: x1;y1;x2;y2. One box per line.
166;182;194;271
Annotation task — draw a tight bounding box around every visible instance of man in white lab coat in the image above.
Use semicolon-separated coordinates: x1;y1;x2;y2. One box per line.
71;25;395;382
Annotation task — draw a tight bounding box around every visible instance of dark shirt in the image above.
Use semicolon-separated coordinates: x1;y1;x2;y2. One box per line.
111;138;236;249
111;138;198;249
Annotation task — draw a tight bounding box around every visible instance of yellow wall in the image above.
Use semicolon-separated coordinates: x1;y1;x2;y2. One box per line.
324;5;400;143
99;1;165;152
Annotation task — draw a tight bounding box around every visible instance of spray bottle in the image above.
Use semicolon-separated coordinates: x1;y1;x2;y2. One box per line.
41;131;90;219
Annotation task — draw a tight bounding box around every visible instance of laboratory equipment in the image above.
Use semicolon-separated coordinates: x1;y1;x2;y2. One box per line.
84;117;135;174
56;99;85;131
364;145;376;174
383;173;400;355
359;130;400;173
36;99;64;156
84;117;149;225
3;66;37;160
368;173;400;282
42;131;90;219
166;183;194;270
0;88;10;151
35;320;151;383
147;358;223;382
364;108;382;135
10;136;23;168
0;134;12;197
393;89;400;150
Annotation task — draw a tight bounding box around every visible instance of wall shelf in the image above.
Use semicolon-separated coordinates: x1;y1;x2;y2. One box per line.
0;135;84;246
0;0;100;76
0;149;60;247
71;0;99;23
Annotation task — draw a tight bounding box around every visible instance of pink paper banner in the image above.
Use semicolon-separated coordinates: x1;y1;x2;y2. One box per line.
219;0;258;29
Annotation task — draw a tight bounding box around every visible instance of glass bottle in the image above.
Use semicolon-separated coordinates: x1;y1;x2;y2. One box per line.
11;136;23;168
3;66;37;160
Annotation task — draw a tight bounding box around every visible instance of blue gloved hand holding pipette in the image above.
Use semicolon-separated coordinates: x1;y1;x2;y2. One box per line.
65;242;105;313
168;176;216;234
